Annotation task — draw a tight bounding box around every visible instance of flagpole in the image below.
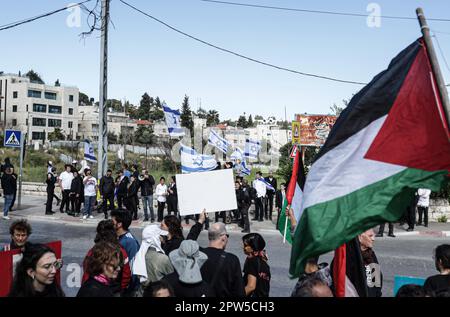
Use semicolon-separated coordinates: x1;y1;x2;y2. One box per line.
283;208;289;244
416;8;450;131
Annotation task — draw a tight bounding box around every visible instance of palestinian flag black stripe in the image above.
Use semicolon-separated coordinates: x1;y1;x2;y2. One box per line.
315;39;421;163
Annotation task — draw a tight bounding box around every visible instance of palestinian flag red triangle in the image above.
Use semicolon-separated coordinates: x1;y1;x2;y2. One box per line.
365;39;450;172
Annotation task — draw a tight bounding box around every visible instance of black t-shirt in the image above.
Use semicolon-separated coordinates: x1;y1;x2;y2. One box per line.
424;274;450;294
163;271;213;297
200;247;245;297
243;257;271;297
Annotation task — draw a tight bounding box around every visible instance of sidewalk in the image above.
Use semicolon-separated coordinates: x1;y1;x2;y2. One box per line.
3;195;450;237
1;195;282;234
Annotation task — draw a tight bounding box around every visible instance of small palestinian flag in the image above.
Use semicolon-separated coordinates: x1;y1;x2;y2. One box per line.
278;146;306;244
290;38;450;277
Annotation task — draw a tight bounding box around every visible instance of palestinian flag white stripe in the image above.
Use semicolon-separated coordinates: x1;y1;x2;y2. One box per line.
302;116;405;211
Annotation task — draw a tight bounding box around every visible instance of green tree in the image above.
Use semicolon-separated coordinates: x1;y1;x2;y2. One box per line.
247;115;254;127
125;101;139;119
25;69;44;84
180;95;193;134
55;79;60;87
254;115;264;121
48;128;65;141
108;99;124;112
134;126;154;145
150;97;165;121
330;98;351;117
196;107;208;119
206;109;220;126
137;93;153;120
79;92;92;106
237;115;248;128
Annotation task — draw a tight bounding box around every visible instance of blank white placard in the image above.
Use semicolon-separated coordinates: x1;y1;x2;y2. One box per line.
176;169;237;216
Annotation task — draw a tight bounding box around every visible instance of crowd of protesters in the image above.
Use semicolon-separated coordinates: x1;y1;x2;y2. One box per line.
3;215;449;298
1;158;448;298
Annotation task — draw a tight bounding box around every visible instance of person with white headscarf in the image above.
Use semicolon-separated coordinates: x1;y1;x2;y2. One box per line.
132;224;174;296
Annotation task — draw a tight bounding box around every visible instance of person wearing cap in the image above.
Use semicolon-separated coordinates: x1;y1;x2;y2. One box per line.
71;160;78;173
187;213;245;297
83;168;98;220
58;164;74;214
132;224;174;296
45;167;58;215
242;233;271;297
162;240;213;297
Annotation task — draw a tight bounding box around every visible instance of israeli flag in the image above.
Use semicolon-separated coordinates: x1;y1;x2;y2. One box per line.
240;160;251;176
230;147;244;162
163;105;185;137
244;139;261;159
84;139;97;163
258;178;275;191
180;144;218;173
208;130;230;154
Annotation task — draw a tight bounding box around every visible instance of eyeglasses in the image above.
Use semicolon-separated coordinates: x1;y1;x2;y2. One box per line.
220;233;230;238
41;259;63;271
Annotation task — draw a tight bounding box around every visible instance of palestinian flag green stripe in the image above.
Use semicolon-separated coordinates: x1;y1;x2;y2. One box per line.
290;168;448;277
278;197;292;244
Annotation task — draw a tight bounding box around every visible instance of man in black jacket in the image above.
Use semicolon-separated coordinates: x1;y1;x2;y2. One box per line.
45;167;57;215
140;169;155;222
126;175;140;220
188;212;245;297
264;172;277;221
100;169;115;219
1;167;16;220
116;170;128;209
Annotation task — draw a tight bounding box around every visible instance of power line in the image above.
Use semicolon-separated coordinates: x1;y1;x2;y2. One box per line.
432;33;450;75
0;0;93;32
119;0;367;86
200;0;450;22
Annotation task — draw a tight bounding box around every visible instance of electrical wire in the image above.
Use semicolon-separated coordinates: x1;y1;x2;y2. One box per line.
0;0;93;31
200;0;450;22
432;33;450;75
119;0;367;85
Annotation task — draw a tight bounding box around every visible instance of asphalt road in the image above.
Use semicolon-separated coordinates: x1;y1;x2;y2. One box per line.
1;219;448;297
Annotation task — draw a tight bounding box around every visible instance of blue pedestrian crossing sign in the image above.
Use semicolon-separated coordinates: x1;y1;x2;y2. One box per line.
4;130;22;148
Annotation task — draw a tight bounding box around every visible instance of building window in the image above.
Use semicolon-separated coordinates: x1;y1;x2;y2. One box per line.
44;92;57;100
69;95;74;102
26;119;28;125
13;91;18;98
26;104;29;112
68;121;73;129
28;90;41;98
12;105;17;112
48;119;62;127
12;119;17;126
69;108;74;115
49;105;62;114
32;132;45;140
32;117;46;127
33;104;47;112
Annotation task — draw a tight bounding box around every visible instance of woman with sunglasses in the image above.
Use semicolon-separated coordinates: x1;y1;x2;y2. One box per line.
8;243;65;297
77;241;123;297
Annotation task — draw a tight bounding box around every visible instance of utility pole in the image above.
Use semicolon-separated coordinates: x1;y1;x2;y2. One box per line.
416;8;450;131
98;0;110;179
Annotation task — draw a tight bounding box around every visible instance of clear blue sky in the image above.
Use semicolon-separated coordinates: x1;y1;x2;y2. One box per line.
1;0;450;121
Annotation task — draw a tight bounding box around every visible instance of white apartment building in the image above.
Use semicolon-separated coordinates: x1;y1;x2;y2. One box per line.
77;104;137;141
0;73;79;143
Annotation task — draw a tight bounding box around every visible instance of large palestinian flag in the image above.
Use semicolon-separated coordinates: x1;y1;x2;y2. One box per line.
290;38;450;277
